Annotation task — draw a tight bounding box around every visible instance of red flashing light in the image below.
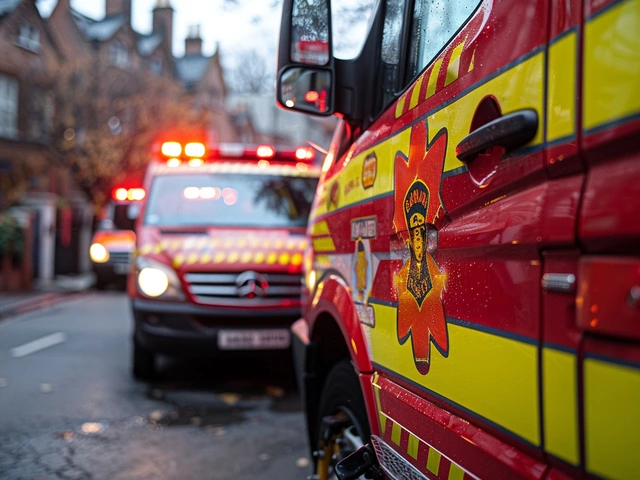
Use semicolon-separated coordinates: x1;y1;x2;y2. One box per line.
185;142;206;157
256;145;276;159
295;147;315;161
305;90;319;103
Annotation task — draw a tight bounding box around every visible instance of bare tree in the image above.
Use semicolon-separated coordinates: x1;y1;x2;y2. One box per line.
226;50;274;94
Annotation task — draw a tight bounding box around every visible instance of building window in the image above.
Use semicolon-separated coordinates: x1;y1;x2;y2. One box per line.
150;58;163;75
28;88;54;143
17;23;40;52
109;41;129;68
0;75;19;139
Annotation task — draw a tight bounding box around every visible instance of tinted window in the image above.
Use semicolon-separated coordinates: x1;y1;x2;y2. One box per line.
113;205;137;231
144;174;318;228
408;0;480;78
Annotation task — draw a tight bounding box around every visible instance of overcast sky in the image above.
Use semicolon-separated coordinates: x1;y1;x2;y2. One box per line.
36;0;282;63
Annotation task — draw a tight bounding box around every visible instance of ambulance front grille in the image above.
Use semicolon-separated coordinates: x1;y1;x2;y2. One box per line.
183;272;302;306
108;251;131;265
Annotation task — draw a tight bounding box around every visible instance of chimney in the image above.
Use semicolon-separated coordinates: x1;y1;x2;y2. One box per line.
185;25;203;56
106;0;132;20
152;0;174;55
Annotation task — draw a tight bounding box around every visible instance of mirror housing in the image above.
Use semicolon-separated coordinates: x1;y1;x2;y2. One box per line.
277;0;334;117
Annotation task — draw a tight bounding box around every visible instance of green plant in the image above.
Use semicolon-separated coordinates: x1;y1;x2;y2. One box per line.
0;215;25;263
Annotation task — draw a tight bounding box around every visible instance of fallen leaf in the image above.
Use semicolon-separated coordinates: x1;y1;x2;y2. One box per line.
190;416;202;426
40;383;54;394
296;457;310;468
55;432;74;441
259;453;270;462
219;393;241;406
265;385;285;398
150;410;164;421
81;423;104;434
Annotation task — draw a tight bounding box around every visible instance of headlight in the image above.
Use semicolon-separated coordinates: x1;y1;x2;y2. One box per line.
90;243;109;263
138;268;169;297
136;257;184;300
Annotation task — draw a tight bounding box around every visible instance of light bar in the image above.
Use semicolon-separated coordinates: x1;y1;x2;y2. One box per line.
161;141;182;157
167;158;182;167
113;187;145;201
114;188;128;201
185;142;206;157
295;147;315;161
256;145;276;159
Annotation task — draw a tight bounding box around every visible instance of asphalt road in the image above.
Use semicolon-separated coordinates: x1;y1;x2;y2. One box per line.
0;292;312;480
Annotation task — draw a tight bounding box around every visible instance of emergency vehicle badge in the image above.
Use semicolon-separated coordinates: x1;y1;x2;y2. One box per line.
392;122;448;375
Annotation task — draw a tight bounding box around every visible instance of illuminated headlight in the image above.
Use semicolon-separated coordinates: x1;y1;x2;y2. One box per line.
90;243;109;263
136;257;184;300
138;268;169;297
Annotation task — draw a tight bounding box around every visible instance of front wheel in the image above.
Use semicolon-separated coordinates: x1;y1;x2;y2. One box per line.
313;360;371;479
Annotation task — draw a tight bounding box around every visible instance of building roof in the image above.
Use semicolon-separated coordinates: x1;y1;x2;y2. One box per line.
137;32;163;56
175;54;211;88
71;10;125;42
0;0;21;20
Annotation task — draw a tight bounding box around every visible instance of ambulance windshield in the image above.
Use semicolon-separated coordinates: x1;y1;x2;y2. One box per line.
144;173;318;228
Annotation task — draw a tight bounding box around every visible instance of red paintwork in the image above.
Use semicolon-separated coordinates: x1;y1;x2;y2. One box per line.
576;256;640;342
290;0;639;478
92;229;136;251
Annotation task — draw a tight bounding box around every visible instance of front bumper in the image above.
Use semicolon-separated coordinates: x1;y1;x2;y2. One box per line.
131;298;301;356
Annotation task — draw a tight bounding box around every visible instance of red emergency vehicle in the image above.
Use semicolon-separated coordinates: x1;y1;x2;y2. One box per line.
276;0;640;479
90;187;145;289
127;140;320;379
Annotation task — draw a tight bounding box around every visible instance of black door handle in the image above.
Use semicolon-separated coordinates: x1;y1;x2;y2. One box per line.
455;109;538;164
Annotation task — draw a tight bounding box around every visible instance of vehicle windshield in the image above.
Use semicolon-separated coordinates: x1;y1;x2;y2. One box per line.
144;173;318;228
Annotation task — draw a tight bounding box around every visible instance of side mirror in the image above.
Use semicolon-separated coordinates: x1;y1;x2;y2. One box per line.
277;0;334;116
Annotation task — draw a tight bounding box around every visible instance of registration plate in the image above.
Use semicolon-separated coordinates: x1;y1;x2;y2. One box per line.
114;263;129;275
217;329;291;350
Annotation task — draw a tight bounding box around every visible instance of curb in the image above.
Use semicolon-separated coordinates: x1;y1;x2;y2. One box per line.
0;292;82;321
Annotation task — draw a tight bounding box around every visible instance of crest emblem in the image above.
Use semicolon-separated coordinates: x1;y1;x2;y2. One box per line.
393;122;448;375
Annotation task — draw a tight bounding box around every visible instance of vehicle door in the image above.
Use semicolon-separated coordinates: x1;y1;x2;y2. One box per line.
350;0;567;478
576;1;640;479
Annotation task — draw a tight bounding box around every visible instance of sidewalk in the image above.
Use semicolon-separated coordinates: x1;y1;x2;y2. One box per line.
0;273;95;320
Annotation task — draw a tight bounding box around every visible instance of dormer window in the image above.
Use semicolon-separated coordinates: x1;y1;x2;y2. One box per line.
17;23;40;52
109;41;130;68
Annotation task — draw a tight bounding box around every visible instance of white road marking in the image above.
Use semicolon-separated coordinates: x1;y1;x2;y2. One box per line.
10;332;67;358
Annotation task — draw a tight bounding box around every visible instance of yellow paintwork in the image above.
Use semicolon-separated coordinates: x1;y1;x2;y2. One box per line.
312;236;336;252
391;421;402;446
445;42;465;87
426;58;443;99
407;433;420;460
547;32;577;142
583;0;640;131
584;357;640;480
313;52;544;219
427;448;441;475
410;75;425;110
542;347;579;465
369;303;540;445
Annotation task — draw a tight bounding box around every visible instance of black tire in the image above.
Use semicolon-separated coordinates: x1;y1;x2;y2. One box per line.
313;360;371;476
132;337;156;380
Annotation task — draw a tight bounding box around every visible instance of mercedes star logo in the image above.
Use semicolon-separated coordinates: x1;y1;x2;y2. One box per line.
236;271;269;299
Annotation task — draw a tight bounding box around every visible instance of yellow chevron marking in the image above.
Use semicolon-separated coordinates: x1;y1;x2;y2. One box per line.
279;253;291;265
254;252;265;264
227;252;239;263
200;253;212;264
313;236;336;252
395;94;407;119
173;254;185;268
391;422;402;446
267;252;278;265
426;448;441;476
468;50;475;73
214;252;225;263
291;253;303;266
448;463;465;480
426;58;443;98
409;75;424;110
187;253;198;265
407;433;419;460
445;42;465;87
241;252;252;263
140;244;153;255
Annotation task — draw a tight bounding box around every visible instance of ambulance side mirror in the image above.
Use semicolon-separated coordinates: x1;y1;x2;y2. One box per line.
277;0;334;116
